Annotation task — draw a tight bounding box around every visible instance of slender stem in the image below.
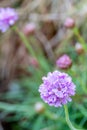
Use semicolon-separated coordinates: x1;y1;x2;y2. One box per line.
64;105;78;130
12;26;36;57
12;26;50;72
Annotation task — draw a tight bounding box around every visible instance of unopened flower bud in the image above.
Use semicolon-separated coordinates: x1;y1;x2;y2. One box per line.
34;102;45;113
75;42;84;54
22;23;36;35
29;57;39;68
64;18;75;28
56;54;72;69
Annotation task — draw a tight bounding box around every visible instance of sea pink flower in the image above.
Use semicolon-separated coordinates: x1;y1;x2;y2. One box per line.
22;23;36;35
64;18;75;28
56;54;72;69
39;70;76;107
0;7;18;32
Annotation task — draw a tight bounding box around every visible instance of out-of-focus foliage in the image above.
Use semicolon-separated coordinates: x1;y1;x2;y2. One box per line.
0;0;87;130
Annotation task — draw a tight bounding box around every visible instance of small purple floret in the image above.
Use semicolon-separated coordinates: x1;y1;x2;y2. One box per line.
39;71;76;107
0;7;18;32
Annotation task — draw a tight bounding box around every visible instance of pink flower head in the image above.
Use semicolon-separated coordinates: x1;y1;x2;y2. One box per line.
64;18;75;28
39;71;76;107
56;54;72;69
0;7;18;32
22;23;36;35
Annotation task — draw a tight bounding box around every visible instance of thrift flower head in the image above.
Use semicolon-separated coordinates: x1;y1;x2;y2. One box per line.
0;7;18;32
22;23;36;35
64;18;75;28
56;54;72;69
39;71;76;107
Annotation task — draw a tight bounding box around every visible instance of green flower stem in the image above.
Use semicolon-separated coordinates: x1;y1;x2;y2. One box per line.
64;105;78;130
73;27;87;52
12;26;36;57
12;26;51;72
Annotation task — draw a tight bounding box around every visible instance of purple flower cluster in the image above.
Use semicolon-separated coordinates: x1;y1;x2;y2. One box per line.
39;71;76;107
0;8;18;32
56;54;72;69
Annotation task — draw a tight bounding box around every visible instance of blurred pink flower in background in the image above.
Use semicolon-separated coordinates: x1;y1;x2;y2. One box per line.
22;23;36;35
64;18;75;28
56;54;72;69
